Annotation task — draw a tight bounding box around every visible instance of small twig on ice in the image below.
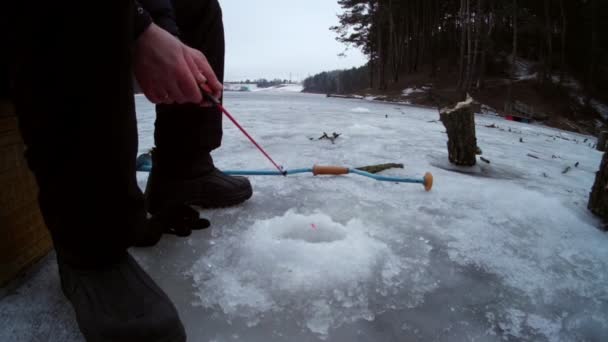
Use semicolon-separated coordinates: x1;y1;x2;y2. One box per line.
317;132;342;144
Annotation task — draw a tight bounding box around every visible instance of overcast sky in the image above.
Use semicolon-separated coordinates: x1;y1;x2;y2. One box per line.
220;0;367;82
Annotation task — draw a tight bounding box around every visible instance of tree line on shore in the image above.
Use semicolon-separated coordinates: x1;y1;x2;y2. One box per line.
304;0;607;103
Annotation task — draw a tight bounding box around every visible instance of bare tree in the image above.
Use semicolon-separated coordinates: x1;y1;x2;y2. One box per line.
507;0;518;108
559;0;566;85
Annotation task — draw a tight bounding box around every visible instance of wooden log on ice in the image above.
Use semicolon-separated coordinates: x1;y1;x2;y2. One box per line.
439;95;479;167
597;131;608;152
326;94;364;99
588;151;608;226
355;163;404;174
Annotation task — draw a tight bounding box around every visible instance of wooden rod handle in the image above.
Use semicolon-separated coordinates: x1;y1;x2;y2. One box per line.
313;165;350;176
424;172;434;191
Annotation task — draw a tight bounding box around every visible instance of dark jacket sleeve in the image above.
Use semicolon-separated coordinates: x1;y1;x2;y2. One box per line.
134;0;180;38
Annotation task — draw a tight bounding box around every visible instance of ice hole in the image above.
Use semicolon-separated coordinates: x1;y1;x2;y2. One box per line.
278;222;347;243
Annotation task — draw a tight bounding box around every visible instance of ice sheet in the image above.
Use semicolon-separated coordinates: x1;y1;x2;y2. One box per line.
2;91;607;342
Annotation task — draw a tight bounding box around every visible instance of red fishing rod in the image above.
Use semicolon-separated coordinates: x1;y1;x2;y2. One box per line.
199;83;287;176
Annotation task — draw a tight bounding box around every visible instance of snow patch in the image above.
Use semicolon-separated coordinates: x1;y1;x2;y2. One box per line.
481;104;500;116
254;84;303;93
591;100;608;120
225;83;303;93
442;95;473;114
351;107;371;113
224;83;258;92
402;86;429;96
517;72;538;81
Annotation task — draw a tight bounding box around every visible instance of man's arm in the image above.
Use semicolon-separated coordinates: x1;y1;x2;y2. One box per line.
134;0;180;38
132;0;223;105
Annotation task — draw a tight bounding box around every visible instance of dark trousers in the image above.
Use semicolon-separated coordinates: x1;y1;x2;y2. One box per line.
6;0;224;266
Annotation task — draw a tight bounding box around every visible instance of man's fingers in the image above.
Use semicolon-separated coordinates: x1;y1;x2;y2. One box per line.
184;54;214;106
177;75;202;104
176;54;203;103
185;51;207;86
190;49;223;97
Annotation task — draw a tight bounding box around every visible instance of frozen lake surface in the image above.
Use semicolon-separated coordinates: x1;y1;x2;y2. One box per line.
2;92;608;341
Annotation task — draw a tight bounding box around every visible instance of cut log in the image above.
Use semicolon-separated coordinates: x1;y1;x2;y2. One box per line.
597;131;608;152
326;94;364;99
355;163;404;174
589;151;608;225
439;96;478;166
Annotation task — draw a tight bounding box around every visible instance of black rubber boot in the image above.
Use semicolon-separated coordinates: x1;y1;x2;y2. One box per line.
132;207;211;248
145;150;253;215
57;252;186;342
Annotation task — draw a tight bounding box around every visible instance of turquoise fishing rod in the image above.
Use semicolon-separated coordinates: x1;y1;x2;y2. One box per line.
136;154;433;191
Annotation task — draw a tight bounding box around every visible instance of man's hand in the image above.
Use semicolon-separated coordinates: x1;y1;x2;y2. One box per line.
133;23;223;105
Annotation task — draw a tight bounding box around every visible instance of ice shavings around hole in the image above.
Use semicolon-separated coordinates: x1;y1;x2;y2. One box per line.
189;210;436;337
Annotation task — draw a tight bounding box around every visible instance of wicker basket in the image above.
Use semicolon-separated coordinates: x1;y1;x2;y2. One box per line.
0;100;52;287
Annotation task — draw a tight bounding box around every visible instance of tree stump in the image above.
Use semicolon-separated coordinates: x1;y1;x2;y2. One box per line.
439;96;478;166
588;151;608;225
597;131;608;152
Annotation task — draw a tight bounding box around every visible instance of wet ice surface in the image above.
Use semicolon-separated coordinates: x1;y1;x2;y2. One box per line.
2;92;608;341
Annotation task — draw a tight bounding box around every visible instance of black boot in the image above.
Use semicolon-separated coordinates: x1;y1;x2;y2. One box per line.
132;206;211;248
144;150;253;215
57;252;186;342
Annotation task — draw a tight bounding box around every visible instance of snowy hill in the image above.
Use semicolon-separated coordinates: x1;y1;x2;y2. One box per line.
225;83;304;93
252;83;303;93
2;92;607;342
